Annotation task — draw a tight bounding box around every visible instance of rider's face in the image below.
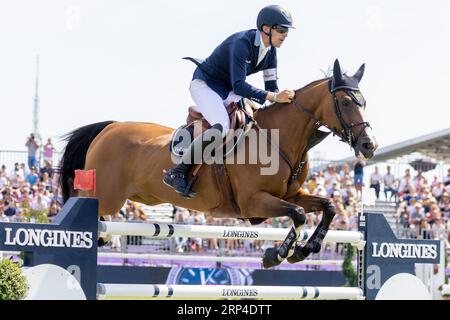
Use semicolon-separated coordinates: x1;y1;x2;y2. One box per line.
263;25;289;48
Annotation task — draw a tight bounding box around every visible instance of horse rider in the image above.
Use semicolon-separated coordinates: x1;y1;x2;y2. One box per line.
163;4;296;197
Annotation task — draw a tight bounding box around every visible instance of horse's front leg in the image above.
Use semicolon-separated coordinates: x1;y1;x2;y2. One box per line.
243;191;306;269
284;191;336;264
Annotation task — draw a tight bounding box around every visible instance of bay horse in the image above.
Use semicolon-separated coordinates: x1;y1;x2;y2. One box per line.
59;59;377;268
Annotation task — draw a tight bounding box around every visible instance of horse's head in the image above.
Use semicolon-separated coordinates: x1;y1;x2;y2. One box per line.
317;59;378;159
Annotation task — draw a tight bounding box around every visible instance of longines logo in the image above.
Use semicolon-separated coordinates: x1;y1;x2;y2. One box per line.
221;288;258;297
371;242;437;259
3;228;94;249
222;230;259;239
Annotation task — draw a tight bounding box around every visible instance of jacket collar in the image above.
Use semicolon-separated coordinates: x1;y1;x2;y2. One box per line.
254;30;262;47
254;30;270;51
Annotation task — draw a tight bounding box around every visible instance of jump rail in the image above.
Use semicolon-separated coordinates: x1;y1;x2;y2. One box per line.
99;221;365;247
97;284;364;300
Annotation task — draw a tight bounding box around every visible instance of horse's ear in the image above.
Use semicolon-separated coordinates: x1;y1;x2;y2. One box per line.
333;59;343;83
353;63;365;83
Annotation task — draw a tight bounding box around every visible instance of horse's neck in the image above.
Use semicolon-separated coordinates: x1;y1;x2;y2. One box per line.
254;82;327;163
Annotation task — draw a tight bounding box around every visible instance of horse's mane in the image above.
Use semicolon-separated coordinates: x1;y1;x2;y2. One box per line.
256;77;330;113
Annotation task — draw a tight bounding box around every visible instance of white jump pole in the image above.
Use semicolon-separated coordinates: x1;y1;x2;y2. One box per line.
97;284;364;300
99;222;365;246
96;200;366;300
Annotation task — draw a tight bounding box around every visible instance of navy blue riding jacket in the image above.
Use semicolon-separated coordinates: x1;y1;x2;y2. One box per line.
190;29;279;105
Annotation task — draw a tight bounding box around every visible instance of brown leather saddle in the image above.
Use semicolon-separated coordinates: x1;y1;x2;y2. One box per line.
170;99;255;158
169;99;255;208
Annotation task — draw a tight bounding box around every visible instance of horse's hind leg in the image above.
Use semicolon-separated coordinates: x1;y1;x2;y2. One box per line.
243;191;306;269
284;192;336;264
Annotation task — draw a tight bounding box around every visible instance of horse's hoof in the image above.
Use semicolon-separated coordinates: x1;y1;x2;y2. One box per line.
262;247;282;269
286;245;308;264
309;241;322;254
98;237;109;247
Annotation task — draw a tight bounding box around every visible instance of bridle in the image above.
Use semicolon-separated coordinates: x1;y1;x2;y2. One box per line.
294;80;371;148
251;78;371;186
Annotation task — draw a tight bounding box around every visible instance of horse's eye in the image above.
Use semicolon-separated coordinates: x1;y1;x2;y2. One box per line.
341;99;351;107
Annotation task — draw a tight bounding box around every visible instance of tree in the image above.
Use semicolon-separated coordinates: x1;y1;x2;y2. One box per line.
0;258;29;300
342;243;358;287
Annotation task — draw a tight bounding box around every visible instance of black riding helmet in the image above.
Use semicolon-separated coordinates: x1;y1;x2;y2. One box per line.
257;5;294;47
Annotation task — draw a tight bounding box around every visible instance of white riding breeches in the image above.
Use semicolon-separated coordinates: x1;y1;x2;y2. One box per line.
189;79;242;138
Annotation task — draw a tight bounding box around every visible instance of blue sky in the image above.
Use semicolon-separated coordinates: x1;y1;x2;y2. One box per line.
0;0;449;160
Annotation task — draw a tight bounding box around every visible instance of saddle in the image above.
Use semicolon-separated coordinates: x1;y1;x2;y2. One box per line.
169;99;256;202
170;99;256;158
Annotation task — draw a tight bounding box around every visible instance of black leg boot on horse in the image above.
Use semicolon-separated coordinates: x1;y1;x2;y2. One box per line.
287;200;336;263
163;123;224;198
262;208;306;268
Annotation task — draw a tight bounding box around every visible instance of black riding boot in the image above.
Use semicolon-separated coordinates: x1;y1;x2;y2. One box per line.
163;162;193;196
163;123;223;198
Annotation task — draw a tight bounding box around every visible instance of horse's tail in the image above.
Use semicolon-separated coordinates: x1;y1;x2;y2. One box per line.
59;121;115;203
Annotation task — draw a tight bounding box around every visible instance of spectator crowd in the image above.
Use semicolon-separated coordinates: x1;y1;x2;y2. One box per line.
1;137;449;257
169;161;450;255
0;161;62;224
